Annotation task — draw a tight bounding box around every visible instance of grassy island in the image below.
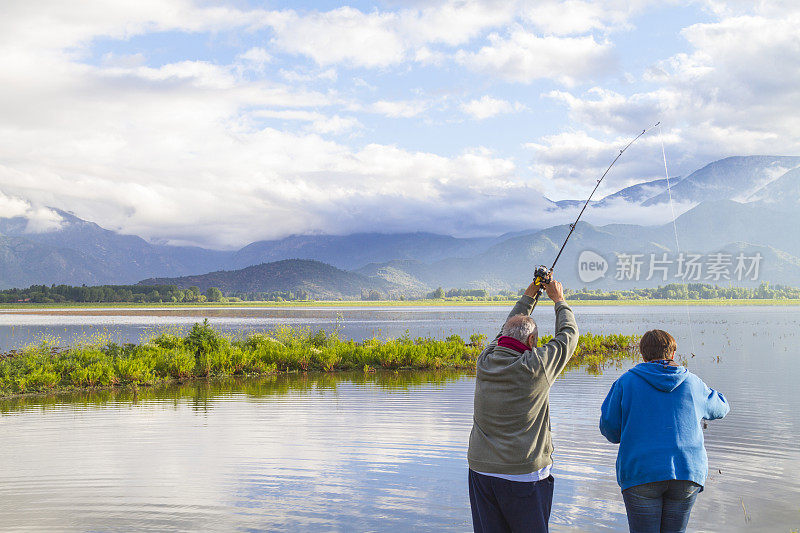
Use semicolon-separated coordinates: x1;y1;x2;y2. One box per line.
0;321;639;397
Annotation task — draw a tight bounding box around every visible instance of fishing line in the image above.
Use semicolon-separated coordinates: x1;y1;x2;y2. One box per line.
659;124;697;356
530;122;661;310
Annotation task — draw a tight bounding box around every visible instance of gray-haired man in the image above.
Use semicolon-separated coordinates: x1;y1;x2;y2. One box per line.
468;278;578;532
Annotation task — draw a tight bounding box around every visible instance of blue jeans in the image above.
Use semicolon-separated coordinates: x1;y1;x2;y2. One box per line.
469;469;554;532
622;480;702;533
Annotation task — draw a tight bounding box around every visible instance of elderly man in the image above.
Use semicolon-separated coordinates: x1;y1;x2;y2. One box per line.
468;277;578;533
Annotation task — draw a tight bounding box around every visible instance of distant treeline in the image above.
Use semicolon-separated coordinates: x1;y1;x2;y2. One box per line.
422;282;800;301
0;284;225;304
563;282;800;300
425;287;490;299
1;281;799;304
0;284;338;303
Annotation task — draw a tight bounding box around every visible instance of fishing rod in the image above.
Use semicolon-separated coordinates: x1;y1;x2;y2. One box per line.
530;122;661;310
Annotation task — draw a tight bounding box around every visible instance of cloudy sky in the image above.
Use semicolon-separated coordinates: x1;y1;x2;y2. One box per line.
1;0;798;248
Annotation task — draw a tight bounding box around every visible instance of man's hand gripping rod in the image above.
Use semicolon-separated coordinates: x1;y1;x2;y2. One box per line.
529;122;661;310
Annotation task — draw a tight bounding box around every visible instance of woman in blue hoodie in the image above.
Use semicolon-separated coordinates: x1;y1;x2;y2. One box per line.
599;329;729;533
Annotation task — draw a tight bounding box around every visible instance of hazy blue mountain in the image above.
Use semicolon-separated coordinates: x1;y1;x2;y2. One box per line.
552;199;588;209
493;228;542;240
9;197;799;292
141;259;395;300
642;156;800;206
356;259;441;292
649;200;800;256
0;210;228;287
598;177;680;205
362;221;653;291
746;166;800;213
549;177;681;210
467;221;667;290
717;242;800;286
0;235;103;289
228;232;499;271
3;155;800;291
364;200;800;291
354;262;430;295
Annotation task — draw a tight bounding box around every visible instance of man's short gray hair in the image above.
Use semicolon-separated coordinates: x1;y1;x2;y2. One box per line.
502;314;537;344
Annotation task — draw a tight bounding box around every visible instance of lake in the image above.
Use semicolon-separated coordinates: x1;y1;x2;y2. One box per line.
0;305;798;531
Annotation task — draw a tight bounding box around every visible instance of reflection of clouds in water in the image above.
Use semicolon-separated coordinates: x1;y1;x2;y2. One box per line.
221;378;475;530
551;310;800;531
0;404;237;530
1;365;799;531
549;367;630;529
551;487;627;530
1;306;800;530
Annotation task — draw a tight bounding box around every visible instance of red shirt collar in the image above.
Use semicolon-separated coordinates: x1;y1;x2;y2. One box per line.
497;336;530;354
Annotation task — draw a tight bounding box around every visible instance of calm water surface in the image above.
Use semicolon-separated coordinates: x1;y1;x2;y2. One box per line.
1;305;799;531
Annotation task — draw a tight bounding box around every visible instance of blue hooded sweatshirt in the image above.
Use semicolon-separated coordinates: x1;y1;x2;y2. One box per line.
599;362;729;491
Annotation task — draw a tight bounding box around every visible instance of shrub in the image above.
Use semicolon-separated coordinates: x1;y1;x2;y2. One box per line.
154;347;196;379
0;323;637;397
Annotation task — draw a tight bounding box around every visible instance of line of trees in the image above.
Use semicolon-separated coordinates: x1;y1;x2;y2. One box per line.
426;287;490;299
0;284;225;304
563;282;800;300
426;282;800;301
2;281;799;304
229;290;311;302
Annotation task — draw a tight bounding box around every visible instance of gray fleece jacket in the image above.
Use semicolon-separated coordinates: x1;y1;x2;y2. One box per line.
468;295;579;475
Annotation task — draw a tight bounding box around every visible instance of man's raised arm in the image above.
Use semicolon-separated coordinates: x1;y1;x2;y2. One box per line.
533;279;579;383
492;280;542;338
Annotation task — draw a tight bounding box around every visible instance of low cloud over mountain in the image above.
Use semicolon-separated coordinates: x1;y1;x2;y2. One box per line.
2;155;799;293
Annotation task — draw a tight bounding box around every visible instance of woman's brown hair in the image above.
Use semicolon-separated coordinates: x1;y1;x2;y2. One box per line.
639;329;677;361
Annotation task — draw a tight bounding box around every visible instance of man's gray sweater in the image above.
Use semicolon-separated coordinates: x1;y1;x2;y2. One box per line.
468;295;579;475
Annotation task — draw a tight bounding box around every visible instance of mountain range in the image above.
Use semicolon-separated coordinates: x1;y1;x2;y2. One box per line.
2;155;799;296
141;259;391;300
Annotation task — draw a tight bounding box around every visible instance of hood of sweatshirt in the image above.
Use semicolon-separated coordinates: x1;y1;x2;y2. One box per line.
628;362;689;392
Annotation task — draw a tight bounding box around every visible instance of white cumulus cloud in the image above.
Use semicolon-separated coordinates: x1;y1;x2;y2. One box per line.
260;1;517;68
0;189;64;233
527;3;800;194
1;0;799;247
456;27;615;85
461;96;527;119
365;99;432;118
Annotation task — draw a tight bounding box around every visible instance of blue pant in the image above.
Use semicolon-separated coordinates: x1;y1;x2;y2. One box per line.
468;469;554;533
622;480;702;533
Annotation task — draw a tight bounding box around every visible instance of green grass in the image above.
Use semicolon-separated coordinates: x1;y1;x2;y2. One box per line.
0;321;639;397
544;332;641;374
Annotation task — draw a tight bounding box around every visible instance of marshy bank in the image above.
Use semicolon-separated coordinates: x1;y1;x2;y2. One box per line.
0;320;638;397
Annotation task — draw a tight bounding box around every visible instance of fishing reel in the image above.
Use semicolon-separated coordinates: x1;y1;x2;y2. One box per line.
533;266;551;289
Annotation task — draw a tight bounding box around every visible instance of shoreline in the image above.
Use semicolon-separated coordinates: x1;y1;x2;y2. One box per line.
2;298;800;310
0;367;473;403
0;324;638;399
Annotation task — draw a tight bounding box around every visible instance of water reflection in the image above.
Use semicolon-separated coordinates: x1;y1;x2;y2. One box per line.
1;306;800;531
0;370;469;414
0;371;481;532
0;362;798;532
